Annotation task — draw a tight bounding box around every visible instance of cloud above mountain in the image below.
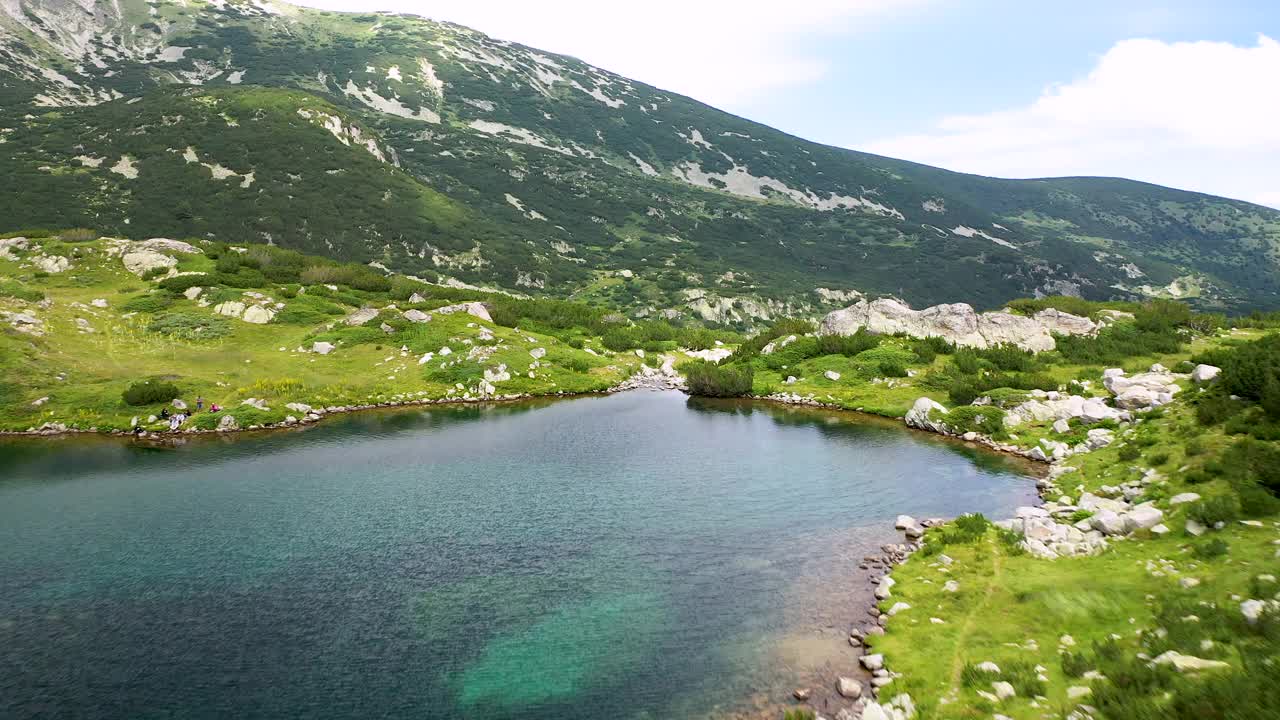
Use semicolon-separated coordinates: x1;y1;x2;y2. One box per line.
863;35;1280;208
294;0;924;106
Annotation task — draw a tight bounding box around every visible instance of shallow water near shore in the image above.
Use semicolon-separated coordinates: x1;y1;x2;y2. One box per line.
0;391;1037;719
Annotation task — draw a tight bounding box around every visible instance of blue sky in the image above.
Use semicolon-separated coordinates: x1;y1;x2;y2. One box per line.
757;0;1277;143
297;0;1280;207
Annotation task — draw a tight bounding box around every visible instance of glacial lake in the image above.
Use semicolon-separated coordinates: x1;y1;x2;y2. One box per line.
0;391;1037;719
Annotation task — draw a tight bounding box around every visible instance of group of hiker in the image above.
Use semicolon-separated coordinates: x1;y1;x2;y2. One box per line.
133;395;223;435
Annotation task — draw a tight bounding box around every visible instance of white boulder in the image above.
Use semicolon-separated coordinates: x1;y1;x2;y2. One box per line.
1191;364;1221;383
242;305;275;324
122;250;177;276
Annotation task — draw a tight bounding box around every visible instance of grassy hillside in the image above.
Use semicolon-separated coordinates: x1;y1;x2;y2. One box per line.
0;230;740;433
2;0;1280;317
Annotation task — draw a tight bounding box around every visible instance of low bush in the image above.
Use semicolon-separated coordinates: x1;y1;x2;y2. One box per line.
147;312;231;341
1191;538;1230;560
816;330;881;357
1187;495;1241;526
121;293;174;313
685;361;754;397
879;359;908;377
122;379;180;406
157;274;210;294
944;406;1006;436
0;279;44;302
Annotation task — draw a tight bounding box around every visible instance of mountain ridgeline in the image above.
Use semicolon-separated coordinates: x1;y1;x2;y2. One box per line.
2;0;1279;322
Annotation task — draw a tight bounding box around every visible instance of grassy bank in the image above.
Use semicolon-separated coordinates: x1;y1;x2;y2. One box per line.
860;334;1280;718
0;233;739;433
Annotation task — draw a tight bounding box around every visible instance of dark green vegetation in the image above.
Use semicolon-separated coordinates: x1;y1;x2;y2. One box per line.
684;361;754;398
122;379;181;406
3;0;1280;321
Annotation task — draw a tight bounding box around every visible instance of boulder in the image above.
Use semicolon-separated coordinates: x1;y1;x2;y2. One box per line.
1241;599;1267;624
217;414;239;431
345;308;379;326
379;322;395;334
904;397;949;433
402;309;432;323
860;653;884;671
824;370;841;381
408;292;426;303
1090;510;1127;536
183;286;203;300
1122;506;1164;533
835;677;862;699
435;301;492;322
1169;492;1201;506
1152;651;1230;672
1052;418;1071;434
171;399;187;410
242;305;275;324
1191;364;1221;383
1086;428;1115;449
91;298;109;307
214;301;246;318
122;249;177;276
312;341;335;355
895;515;916;530
240;398;270;411
992;681;1016;700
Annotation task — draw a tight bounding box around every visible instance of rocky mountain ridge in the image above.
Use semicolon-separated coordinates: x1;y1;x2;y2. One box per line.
3;0;1280;319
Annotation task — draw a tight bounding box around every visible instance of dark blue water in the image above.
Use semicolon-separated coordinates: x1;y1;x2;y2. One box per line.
0;391;1036;719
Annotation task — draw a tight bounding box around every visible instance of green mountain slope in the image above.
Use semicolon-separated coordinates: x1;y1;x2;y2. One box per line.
3;0;1279;320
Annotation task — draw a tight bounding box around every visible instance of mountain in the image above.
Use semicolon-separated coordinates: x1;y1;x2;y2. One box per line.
3;0;1280;323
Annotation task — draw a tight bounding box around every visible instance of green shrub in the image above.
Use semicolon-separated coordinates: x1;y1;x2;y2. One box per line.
157;274;210;294
945;406;1005;436
1061;651;1090;678
121;292;174;313
1187;496;1241;526
122;379;180;406
685;361;754;397
1191;538;1230;559
816;330;880;357
562;356;590;373
879;359;909;377
1117;445;1142;462
0;279;44;302
147;312;232;341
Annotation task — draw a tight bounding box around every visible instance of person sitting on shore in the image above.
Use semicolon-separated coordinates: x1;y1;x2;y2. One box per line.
160;407;170;419
209;403;221;413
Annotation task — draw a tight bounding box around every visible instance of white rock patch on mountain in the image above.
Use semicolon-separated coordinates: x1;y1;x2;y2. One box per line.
820;299;1096;352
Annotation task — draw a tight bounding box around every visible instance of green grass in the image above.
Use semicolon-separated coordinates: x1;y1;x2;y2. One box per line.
0;238;640;433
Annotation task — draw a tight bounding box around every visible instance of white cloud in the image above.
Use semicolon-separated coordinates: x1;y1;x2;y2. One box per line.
293;0;923;107
862;35;1280;208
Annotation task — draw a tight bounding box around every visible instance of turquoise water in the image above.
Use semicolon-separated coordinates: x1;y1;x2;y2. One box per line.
0;391;1036;719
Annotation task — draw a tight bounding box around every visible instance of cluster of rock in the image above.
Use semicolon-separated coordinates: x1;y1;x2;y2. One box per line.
215;291;282;324
1000;388;1125;428
1102;366;1181;410
1;309;44;336
610;354;684;391
819;298;1103;352
106;238;203;278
